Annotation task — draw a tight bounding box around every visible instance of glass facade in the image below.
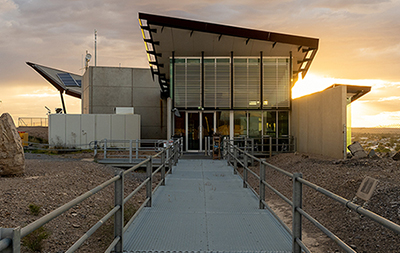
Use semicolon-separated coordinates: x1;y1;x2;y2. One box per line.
216;111;230;136
263;58;290;108
249;111;262;138
233;58;260;108
204;58;231;108
263;111;276;137
172;57;290;110
234;111;247;137
171;56;291;151
174;58;201;108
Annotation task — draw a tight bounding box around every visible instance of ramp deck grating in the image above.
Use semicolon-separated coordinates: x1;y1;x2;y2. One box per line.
123;160;292;252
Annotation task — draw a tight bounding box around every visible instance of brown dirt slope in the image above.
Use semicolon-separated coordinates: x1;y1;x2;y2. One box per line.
0;153;150;253
257;153;400;253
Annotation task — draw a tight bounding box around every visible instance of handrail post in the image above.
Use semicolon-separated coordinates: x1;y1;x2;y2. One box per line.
180;137;184;157
146;156;153;207
114;171;124;253
226;142;230;166
104;139;107;159
94;141;98;157
251;138;255;166
0;227;21;252
233;147;238;174
168;147;173;174
135;139;139;159
269;136;272;158
292;172;303;253
259;161;266;209
205;136;208;156
161;151;166;186
129;140;132;164
243;153;248;188
174;142;178;165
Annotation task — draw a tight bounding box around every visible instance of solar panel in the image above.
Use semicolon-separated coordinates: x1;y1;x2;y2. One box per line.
57;73;80;87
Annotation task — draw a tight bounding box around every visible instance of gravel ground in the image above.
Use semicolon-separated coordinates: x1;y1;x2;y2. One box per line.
0;152;152;253
239;153;400;253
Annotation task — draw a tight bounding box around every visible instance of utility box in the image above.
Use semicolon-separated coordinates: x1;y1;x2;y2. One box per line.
114;107;134;114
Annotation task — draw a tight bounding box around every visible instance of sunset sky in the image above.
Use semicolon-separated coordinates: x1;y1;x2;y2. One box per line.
1;0;400;127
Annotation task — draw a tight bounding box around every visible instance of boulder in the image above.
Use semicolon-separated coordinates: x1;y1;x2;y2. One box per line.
392;150;400;161
0;113;25;176
368;149;379;159
347;142;367;158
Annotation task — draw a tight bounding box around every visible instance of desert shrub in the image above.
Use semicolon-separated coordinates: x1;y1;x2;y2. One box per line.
22;226;50;252
28;203;41;216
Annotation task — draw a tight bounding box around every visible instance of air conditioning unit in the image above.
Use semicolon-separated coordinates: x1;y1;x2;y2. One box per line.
114;107;134;114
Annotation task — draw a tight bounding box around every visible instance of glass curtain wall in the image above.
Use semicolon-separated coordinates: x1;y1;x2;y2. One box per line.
249;111;262;138
233;58;260;108
263;58;290;108
174;58;201;108
216;111;230;136
263;111;276;137
204;58;231;108
234;111;247;137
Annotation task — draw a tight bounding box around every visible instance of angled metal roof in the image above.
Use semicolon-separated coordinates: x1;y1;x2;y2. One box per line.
138;12;319;93
26;62;82;99
326;84;371;103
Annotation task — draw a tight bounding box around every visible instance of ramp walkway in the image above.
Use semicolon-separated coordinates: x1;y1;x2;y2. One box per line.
123;159;292;252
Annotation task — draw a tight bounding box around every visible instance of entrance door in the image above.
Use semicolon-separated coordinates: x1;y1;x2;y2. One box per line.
187;112;200;151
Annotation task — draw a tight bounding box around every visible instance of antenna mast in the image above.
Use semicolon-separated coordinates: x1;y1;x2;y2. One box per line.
94;29;97;66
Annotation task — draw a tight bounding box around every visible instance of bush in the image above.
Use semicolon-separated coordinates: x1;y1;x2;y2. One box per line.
28;203;41;216
22;226;50;252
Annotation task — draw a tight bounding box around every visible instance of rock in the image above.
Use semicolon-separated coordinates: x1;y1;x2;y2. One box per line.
0;113;25;176
368;149;379;159
392;150;400;161
348;142;367;158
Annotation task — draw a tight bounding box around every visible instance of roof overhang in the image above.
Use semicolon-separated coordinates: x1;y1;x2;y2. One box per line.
325;84;371;103
138;12;319;93
27;62;82;99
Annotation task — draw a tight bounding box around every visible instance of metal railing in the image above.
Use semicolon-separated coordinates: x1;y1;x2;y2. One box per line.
18;117;48;127
224;135;295;158
0;139;182;253
224;140;400;253
93;138;184;162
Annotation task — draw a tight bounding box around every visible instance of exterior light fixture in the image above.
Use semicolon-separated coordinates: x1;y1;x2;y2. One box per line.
263;100;268;106
248;101;260;106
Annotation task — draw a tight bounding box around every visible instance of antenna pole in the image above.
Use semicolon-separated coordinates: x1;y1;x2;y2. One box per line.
94;29;97;66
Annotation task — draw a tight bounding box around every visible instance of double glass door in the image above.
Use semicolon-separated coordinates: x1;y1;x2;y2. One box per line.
187;112;214;152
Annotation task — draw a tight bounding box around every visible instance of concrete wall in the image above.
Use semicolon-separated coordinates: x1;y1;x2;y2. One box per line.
82;67;167;139
49;114;140;148
291;86;347;159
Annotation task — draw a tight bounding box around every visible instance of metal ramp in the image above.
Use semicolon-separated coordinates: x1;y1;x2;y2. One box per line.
123;159;291;252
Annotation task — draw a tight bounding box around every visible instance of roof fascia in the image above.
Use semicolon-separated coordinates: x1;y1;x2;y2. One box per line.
139;12;319;49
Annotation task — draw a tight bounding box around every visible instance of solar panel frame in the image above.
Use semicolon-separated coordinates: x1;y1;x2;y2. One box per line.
57;73;81;87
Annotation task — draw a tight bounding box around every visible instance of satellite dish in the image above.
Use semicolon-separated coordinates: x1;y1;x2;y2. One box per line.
85;53;92;62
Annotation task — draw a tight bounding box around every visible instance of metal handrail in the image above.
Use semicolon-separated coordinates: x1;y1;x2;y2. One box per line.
0;138;183;253
224;140;400;253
